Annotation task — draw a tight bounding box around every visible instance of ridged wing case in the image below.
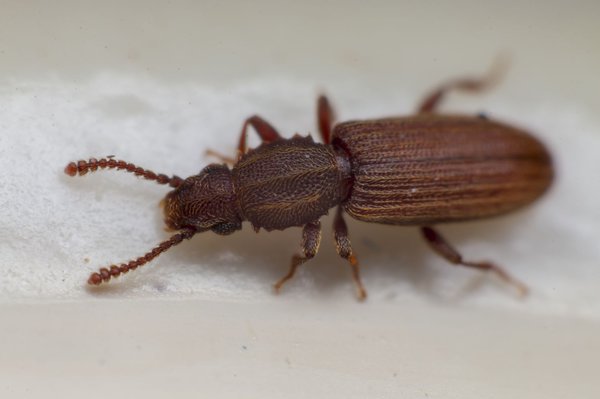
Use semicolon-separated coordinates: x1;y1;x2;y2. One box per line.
332;115;553;225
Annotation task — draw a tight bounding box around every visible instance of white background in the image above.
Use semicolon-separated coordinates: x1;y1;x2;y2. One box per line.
1;1;599;398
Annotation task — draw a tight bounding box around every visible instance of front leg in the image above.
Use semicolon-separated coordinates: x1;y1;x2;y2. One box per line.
237;115;282;157
206;115;283;165
273;220;322;294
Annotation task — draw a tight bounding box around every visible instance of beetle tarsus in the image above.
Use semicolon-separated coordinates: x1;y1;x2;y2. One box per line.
273;255;302;294
348;255;367;301
466;261;529;297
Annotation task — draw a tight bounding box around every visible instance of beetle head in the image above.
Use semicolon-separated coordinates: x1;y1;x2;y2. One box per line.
65;156;245;286
163;164;242;235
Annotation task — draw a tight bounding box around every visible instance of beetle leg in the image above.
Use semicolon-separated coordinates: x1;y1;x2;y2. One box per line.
333;207;367;301
417;58;508;113
237;115;282;158
204;149;237;166
421;226;528;296
273;220;322;294
317;95;336;144
206;115;282;163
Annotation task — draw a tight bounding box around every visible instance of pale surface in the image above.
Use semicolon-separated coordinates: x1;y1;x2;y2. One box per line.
1;1;599;398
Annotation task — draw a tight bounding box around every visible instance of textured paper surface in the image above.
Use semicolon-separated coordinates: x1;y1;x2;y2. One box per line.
1;74;599;318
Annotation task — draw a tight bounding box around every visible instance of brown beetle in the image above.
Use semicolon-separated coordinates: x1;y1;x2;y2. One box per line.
65;68;553;300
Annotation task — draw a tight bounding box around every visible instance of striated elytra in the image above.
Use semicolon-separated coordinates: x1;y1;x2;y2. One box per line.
65;68;552;300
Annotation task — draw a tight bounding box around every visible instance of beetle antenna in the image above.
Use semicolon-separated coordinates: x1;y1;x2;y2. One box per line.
87;229;196;286
64;157;183;188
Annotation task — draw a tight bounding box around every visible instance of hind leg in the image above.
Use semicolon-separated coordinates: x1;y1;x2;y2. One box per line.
421;226;528;296
417;59;508;113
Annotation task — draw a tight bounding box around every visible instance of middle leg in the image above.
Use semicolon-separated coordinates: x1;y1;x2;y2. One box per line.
316;95;336;144
333;207;367;301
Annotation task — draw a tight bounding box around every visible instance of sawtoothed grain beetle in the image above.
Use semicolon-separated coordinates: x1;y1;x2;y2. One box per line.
65;66;553;300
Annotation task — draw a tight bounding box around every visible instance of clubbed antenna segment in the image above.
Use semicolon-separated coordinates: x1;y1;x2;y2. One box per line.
64;157;183;188
87;229;196;286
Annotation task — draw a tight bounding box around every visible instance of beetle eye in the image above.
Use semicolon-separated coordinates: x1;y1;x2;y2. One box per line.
211;222;241;236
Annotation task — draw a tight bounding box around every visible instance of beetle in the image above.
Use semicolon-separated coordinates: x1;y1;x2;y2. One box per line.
64;67;553;300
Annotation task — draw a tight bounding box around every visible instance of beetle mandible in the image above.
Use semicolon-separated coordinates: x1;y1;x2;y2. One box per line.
65;67;553;300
